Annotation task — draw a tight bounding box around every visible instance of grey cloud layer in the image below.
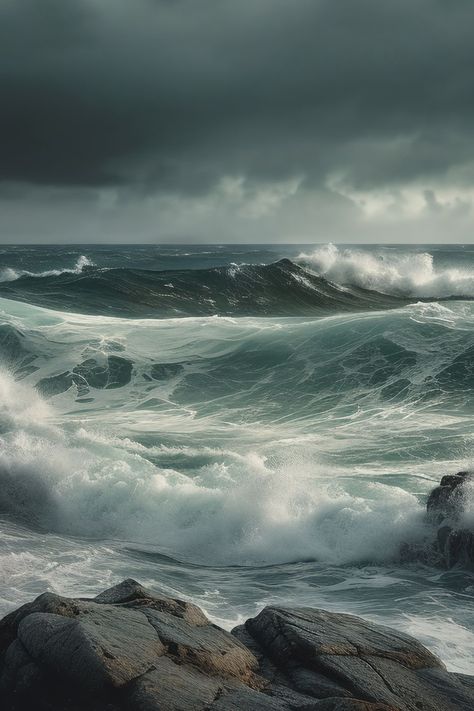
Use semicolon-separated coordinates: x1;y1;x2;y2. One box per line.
2;0;474;195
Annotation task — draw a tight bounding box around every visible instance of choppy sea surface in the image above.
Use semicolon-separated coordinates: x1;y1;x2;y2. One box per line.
1;243;474;672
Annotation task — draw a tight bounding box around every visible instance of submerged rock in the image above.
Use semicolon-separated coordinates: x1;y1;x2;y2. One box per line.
1;578;473;710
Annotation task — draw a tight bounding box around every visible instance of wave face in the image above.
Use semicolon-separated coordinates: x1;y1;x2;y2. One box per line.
0;244;473;317
0;258;411;317
298;244;474;298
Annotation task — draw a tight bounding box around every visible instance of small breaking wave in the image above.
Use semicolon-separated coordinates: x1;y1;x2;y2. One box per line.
0;255;94;283
297;244;474;299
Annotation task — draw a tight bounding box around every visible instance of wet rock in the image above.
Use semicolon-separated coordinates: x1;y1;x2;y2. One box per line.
1;579;474;711
127;657;221;711
244;606;474;711
426;471;472;525
94;578;209;625
208;686;288;710
143;607;259;683
18;606;164;691
315;701;397;710
426;470;474;569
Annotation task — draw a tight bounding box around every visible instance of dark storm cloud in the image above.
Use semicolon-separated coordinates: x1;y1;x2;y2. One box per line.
1;0;474;193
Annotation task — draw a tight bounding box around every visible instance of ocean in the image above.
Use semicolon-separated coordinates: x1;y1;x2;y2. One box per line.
0;243;473;673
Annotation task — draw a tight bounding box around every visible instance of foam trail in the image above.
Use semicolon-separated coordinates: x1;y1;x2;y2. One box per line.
0;255;94;283
298;244;474;298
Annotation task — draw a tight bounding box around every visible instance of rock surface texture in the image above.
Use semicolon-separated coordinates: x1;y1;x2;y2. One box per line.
427;470;474;568
1;578;473;710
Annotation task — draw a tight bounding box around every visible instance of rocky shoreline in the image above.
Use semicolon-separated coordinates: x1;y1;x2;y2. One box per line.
1;472;474;710
1;577;473;711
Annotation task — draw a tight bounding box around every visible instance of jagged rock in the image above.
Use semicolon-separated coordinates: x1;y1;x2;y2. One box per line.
94;578;209;625
1;579;473;711
426;470;474;568
127;657;222;711
242;606;474;711
315;702;397;710
427;471;472;525
17;606;164;691
143;608;259;683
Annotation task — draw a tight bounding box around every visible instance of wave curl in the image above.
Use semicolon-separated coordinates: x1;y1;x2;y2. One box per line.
297;244;474;299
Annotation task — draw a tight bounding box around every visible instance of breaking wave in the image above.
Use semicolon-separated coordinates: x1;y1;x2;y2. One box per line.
297;244;474;299
0;297;473;565
0;255;94;283
0;369;430;566
0;247;473;318
0;258;409;317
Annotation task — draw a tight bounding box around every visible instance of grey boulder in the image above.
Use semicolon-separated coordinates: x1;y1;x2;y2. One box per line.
1;578;473;711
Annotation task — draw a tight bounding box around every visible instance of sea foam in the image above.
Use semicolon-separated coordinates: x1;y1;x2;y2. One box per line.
0;255;93;283
0;368;434;567
298;244;474;298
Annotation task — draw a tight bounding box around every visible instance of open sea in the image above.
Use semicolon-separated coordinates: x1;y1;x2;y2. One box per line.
0;243;474;672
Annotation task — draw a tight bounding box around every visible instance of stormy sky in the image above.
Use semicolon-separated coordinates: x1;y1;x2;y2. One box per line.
1;0;474;243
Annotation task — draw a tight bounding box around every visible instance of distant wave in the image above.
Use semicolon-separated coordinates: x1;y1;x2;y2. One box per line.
0;250;472;318
297;244;474;299
0;258;408;317
0;255;94;283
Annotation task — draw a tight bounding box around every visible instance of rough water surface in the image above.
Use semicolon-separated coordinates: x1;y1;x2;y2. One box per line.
0;243;473;673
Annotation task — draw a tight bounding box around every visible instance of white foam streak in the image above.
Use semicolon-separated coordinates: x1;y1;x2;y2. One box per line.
0;255;94;282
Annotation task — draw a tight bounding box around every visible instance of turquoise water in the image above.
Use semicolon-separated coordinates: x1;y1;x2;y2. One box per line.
0;243;473;672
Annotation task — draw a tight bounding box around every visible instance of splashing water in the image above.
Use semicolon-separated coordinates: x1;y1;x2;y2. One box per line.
298;243;474;298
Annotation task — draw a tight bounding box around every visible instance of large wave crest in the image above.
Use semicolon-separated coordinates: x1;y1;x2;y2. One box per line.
297;244;474;298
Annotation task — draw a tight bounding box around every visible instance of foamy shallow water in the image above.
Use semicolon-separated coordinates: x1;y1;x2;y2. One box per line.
2;517;474;673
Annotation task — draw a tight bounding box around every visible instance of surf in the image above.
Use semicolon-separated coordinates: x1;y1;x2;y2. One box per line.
298;243;474;298
0;257;412;317
1;245;474;673
0;296;473;566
